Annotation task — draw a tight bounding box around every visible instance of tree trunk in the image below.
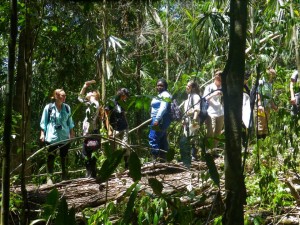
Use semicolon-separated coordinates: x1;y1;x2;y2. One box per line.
290;2;300;73
101;0;107;103
222;0;248;224
1;0;18;224
165;0;169;81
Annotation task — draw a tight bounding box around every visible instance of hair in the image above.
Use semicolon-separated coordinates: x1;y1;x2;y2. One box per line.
267;68;276;76
51;89;64;100
157;78;168;90
116;88;129;100
245;71;251;80
188;80;200;94
214;70;222;79
92;90;100;100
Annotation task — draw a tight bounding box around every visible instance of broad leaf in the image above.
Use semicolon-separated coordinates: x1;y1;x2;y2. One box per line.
148;178;163;196
129;151;142;182
98;150;124;183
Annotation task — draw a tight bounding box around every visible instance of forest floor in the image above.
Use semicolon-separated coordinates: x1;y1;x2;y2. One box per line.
11;149;300;224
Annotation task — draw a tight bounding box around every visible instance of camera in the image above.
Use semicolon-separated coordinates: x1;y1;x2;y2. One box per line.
54;124;62;130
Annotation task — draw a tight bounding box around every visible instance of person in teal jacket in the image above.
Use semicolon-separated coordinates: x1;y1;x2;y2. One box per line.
40;89;75;184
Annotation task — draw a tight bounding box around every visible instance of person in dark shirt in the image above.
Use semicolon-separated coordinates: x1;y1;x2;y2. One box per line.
105;88;130;168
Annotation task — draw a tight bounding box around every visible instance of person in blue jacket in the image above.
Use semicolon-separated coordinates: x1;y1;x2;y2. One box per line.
40;89;75;184
149;78;172;161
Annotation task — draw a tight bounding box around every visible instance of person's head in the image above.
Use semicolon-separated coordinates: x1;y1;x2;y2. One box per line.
186;80;200;94
86;90;100;101
156;78;168;93
214;70;222;88
244;71;251;84
51;89;66;104
266;68;276;81
116;88;130;101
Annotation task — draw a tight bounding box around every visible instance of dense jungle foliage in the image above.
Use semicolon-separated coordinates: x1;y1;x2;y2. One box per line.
0;0;300;224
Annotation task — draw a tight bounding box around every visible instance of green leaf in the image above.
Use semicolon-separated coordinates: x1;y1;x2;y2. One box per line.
148;178;163;196
204;153;220;187
128;151;142;181
123;185;139;224
43;188;59;220
29;219;46;225
55;197;68;225
98;150;124;183
51;26;58;31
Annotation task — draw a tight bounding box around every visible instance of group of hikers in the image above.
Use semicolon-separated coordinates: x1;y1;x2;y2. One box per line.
39;68;299;184
40;80;130;184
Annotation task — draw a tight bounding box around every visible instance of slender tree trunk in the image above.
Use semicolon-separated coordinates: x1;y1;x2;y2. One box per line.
134;0;143;146
222;0;248;224
165;0;169;81
101;0;107;103
1;0;18;224
290;2;300;73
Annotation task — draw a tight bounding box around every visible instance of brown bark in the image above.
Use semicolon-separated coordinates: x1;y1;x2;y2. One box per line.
222;0;248;224
12;161;223;222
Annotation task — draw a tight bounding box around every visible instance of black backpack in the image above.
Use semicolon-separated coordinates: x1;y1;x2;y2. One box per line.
199;97;209;124
170;98;182;122
47;103;70;124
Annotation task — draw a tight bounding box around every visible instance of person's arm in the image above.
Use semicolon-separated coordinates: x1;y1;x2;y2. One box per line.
79;80;96;102
290;80;296;105
40;106;48;143
153;93;170;126
40;130;45;143
69;128;75;139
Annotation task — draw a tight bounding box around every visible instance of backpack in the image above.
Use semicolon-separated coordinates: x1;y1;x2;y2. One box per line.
199;97;209;124
170;98;182;122
190;94;209;124
47;103;70;125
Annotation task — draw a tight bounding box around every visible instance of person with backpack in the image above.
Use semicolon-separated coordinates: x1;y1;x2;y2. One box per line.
290;70;299;116
78;80;103;178
255;68;278;139
149;78;172;161
181;80;201;163
105;88;130;169
203;71;224;149
40;89;75;184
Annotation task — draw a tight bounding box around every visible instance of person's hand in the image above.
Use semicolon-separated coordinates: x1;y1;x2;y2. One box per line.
40;134;45;143
214;90;222;96
192;119;199;127
291;97;296;105
84;80;96;88
153;121;159;126
258;105;264;113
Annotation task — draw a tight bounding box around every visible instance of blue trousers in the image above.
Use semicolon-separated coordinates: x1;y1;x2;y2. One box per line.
149;124;169;158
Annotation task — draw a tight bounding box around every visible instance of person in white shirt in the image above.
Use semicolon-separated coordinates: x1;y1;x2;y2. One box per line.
181;80;201;162
203;71;224;148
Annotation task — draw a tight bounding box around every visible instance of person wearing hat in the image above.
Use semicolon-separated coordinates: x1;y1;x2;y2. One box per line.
105;88;130;168
290;70;300;116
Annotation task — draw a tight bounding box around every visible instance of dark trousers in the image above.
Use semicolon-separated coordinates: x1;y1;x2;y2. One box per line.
46;142;70;179
82;139;100;178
